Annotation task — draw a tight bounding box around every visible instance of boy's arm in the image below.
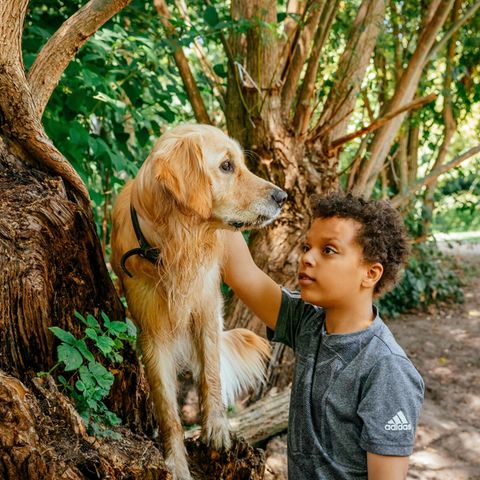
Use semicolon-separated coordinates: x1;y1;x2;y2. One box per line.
222;230;282;330
367;453;409;480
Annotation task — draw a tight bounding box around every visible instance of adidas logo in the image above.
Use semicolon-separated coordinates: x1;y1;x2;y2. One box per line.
384;410;412;431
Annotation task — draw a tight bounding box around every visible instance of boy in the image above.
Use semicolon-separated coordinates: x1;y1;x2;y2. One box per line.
222;192;424;480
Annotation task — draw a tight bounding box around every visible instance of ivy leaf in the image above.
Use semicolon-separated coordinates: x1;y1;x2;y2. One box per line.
57;344;83;371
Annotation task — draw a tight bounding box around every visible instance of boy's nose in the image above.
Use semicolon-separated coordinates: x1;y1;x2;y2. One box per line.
301;252;314;267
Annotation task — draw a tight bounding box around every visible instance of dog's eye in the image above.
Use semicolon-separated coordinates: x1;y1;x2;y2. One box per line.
220;160;234;173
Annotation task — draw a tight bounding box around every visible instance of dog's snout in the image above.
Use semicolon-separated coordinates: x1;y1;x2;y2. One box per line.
271;188;288;207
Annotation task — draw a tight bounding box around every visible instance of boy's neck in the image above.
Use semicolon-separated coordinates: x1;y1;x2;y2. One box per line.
324;301;376;335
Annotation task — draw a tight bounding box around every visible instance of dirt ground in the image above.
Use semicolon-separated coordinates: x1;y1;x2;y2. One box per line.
264;244;480;480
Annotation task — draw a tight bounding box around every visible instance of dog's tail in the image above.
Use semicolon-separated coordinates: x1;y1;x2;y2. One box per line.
220;328;271;406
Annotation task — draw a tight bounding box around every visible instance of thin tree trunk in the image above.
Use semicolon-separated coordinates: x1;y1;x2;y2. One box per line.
353;0;455;196
420;0;460;238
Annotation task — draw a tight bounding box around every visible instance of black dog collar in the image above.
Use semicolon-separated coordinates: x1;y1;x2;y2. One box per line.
120;206;161;278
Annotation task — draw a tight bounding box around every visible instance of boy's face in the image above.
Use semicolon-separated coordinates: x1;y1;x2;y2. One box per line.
298;216;374;307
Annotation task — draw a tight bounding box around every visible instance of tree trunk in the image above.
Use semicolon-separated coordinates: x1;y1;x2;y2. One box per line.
0;371;265;479
224;0;385;394
0;143;155;434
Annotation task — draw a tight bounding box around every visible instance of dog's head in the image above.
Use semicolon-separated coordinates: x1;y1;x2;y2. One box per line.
132;124;287;229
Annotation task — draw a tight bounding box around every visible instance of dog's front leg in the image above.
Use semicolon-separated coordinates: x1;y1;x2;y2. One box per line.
139;333;192;480
193;309;231;451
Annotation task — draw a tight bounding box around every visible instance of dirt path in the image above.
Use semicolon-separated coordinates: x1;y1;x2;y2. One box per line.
264;248;480;480
388;251;480;480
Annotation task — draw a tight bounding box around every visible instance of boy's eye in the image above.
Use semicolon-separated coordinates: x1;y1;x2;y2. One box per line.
302;244;310;253
323;246;337;255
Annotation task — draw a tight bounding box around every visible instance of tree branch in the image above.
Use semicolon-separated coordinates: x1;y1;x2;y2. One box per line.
329;94;437;154
280;0;326;116
353;0;455;197
308;0;386;142
292;0;338;135
175;0;226;105
28;0;131;119
427;0;480;63
0;0;89;203
391;145;480;208
154;0;211;124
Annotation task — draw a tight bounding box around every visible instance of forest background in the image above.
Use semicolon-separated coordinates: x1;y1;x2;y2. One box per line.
0;0;479;477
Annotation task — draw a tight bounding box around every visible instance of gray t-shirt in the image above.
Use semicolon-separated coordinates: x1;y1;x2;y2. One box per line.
268;288;424;479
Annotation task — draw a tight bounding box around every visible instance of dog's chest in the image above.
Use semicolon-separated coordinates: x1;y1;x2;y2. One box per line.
189;261;221;302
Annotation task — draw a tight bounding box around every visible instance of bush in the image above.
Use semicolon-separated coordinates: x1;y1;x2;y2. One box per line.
39;311;137;438
378;241;464;317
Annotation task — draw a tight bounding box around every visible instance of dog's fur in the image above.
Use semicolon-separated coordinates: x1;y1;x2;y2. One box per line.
110;124;285;479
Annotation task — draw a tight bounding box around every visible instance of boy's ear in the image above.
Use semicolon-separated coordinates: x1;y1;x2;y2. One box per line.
362;262;384;289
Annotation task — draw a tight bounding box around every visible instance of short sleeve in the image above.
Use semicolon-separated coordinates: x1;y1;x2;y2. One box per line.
358;354;424;456
266;287;319;351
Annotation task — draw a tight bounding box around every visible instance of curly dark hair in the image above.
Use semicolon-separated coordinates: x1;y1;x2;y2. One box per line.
310;192;410;295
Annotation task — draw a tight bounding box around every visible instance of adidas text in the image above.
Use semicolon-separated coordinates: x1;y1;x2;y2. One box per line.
384;423;412;431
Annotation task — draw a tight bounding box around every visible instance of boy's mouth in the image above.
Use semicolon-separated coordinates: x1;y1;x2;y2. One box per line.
298;272;315;285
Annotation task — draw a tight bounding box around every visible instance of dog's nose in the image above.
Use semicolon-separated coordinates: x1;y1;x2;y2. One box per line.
271;188;288;207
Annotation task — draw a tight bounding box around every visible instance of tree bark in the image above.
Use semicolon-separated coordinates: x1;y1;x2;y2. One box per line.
0;146;155;434
0;371;265;479
0;0;154;437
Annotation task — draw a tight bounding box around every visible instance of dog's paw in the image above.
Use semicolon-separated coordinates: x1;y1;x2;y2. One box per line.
165;452;192;480
201;413;232;450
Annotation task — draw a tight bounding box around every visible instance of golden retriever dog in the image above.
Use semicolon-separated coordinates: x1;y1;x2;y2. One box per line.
110;124;287;479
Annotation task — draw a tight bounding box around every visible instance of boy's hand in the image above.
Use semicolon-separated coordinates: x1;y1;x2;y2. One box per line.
221;230;281;330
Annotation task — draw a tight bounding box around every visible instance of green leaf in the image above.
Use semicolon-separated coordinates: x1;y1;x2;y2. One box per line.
76;380;86;392
96;336;115;355
79;365;96;389
86;314;100;329
75;339;95;362
93;92;127;110
74;311;88;325
108;321;128;334
100;311;111;328
57;344;83;371
125;319;137;338
85;328;98;341
88;361;114;390
104;410;121;426
49;327;77;346
213;63;227;79
204;6;219;27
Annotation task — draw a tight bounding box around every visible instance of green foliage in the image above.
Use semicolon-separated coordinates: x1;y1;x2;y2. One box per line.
379;241;464;317
24;0;213;250
40;311;137;438
432;161;480;233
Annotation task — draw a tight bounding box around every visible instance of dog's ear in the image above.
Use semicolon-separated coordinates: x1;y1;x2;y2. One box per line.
154;135;212;219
